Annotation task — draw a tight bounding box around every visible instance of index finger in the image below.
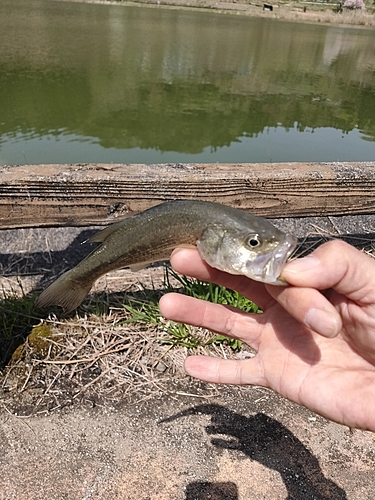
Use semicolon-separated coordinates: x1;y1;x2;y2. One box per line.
170;247;274;310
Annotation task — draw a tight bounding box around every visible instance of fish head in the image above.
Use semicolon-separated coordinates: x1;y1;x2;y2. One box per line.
197;220;297;285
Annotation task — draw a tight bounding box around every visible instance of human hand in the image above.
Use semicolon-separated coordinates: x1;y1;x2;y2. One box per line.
159;240;375;431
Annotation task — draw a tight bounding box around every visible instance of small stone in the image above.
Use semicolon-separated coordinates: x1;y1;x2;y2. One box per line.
155;362;167;373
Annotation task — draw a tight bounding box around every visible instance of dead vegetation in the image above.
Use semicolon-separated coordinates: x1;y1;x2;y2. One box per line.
1;221;375;416
71;0;375;27
2;311;173;413
0;273;252;415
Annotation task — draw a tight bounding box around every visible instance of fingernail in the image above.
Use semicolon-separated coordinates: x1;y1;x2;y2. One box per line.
283;255;321;274
305;308;339;338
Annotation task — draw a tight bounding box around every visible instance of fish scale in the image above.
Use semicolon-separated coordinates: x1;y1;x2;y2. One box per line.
36;200;297;313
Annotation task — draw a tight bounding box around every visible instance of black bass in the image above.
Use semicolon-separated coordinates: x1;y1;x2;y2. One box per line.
36;200;297;312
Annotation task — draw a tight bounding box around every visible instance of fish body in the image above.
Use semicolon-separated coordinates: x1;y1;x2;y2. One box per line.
36;200;297;312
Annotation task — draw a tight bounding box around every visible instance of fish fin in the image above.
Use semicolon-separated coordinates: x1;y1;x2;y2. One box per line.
35;271;93;313
88;226;116;243
88;219;126;243
129;262;149;272
128;245;193;272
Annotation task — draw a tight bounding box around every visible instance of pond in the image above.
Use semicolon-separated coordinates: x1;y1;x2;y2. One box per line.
1;0;375;165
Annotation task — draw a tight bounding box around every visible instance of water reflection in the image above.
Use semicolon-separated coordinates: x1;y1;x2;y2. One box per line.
0;0;374;165
2;125;373;166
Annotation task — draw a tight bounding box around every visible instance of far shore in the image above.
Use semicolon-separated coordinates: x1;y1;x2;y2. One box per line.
58;0;375;27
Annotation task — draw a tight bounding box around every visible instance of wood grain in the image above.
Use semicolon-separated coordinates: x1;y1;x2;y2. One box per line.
1;162;375;228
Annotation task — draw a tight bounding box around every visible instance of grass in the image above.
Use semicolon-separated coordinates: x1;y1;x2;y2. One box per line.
0;267;259;413
122;267;261;349
107;0;375;26
57;0;375;26
0;266;259;364
0;281;40;370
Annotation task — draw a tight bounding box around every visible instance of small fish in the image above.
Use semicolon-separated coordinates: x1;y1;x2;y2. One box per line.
36;200;297;312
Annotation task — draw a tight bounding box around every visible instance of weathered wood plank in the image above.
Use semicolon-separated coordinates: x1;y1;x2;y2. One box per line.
1;162;375;228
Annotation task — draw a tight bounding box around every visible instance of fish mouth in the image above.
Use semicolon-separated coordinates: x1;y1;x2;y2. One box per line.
248;234;297;284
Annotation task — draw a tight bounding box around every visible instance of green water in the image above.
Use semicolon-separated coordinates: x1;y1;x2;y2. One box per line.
1;0;375;165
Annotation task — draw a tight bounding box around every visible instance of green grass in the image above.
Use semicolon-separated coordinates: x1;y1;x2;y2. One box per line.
0;283;40;369
123;267;261;349
0;268;260;370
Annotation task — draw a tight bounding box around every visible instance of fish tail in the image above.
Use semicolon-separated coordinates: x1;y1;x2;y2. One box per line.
35;270;93;313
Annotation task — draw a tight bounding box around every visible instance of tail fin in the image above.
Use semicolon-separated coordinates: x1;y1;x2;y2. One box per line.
35;271;93;313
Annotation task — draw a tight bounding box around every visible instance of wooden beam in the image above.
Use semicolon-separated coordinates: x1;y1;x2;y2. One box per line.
1;162;375;229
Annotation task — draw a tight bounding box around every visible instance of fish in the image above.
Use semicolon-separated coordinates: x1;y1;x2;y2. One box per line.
36;200;297;312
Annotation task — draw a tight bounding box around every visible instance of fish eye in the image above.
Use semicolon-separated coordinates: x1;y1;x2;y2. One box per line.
246;234;262;248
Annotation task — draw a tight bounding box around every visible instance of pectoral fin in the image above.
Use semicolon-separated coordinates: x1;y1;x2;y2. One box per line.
127;244;196;272
129;262;149;272
89;219;126;243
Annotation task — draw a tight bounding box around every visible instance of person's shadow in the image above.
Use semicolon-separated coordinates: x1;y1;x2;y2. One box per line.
161;404;347;500
185;481;238;500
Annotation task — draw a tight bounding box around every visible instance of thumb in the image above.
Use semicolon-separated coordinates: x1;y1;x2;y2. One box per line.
281;240;375;305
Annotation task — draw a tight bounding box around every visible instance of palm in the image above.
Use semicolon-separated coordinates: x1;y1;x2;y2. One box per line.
241;297;375;427
159;244;375;431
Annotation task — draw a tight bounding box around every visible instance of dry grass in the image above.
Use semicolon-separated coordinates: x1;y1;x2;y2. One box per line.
2;222;375;416
0;274;252;415
2;314;169;411
272;7;375;27
56;0;375;27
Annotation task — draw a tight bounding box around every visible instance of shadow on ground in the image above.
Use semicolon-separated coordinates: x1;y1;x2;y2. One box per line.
162;404;347;500
0;228;98;280
2;229;375;284
1;230;375;369
185;481;239;500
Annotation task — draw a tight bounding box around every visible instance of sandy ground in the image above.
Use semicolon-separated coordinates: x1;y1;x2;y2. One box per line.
2;2;375;492
1;386;375;500
1;219;375;499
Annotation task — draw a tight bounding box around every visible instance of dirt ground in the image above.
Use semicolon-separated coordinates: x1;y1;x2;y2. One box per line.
1;385;375;500
62;0;375;27
1;219;375;499
2;3;375;493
